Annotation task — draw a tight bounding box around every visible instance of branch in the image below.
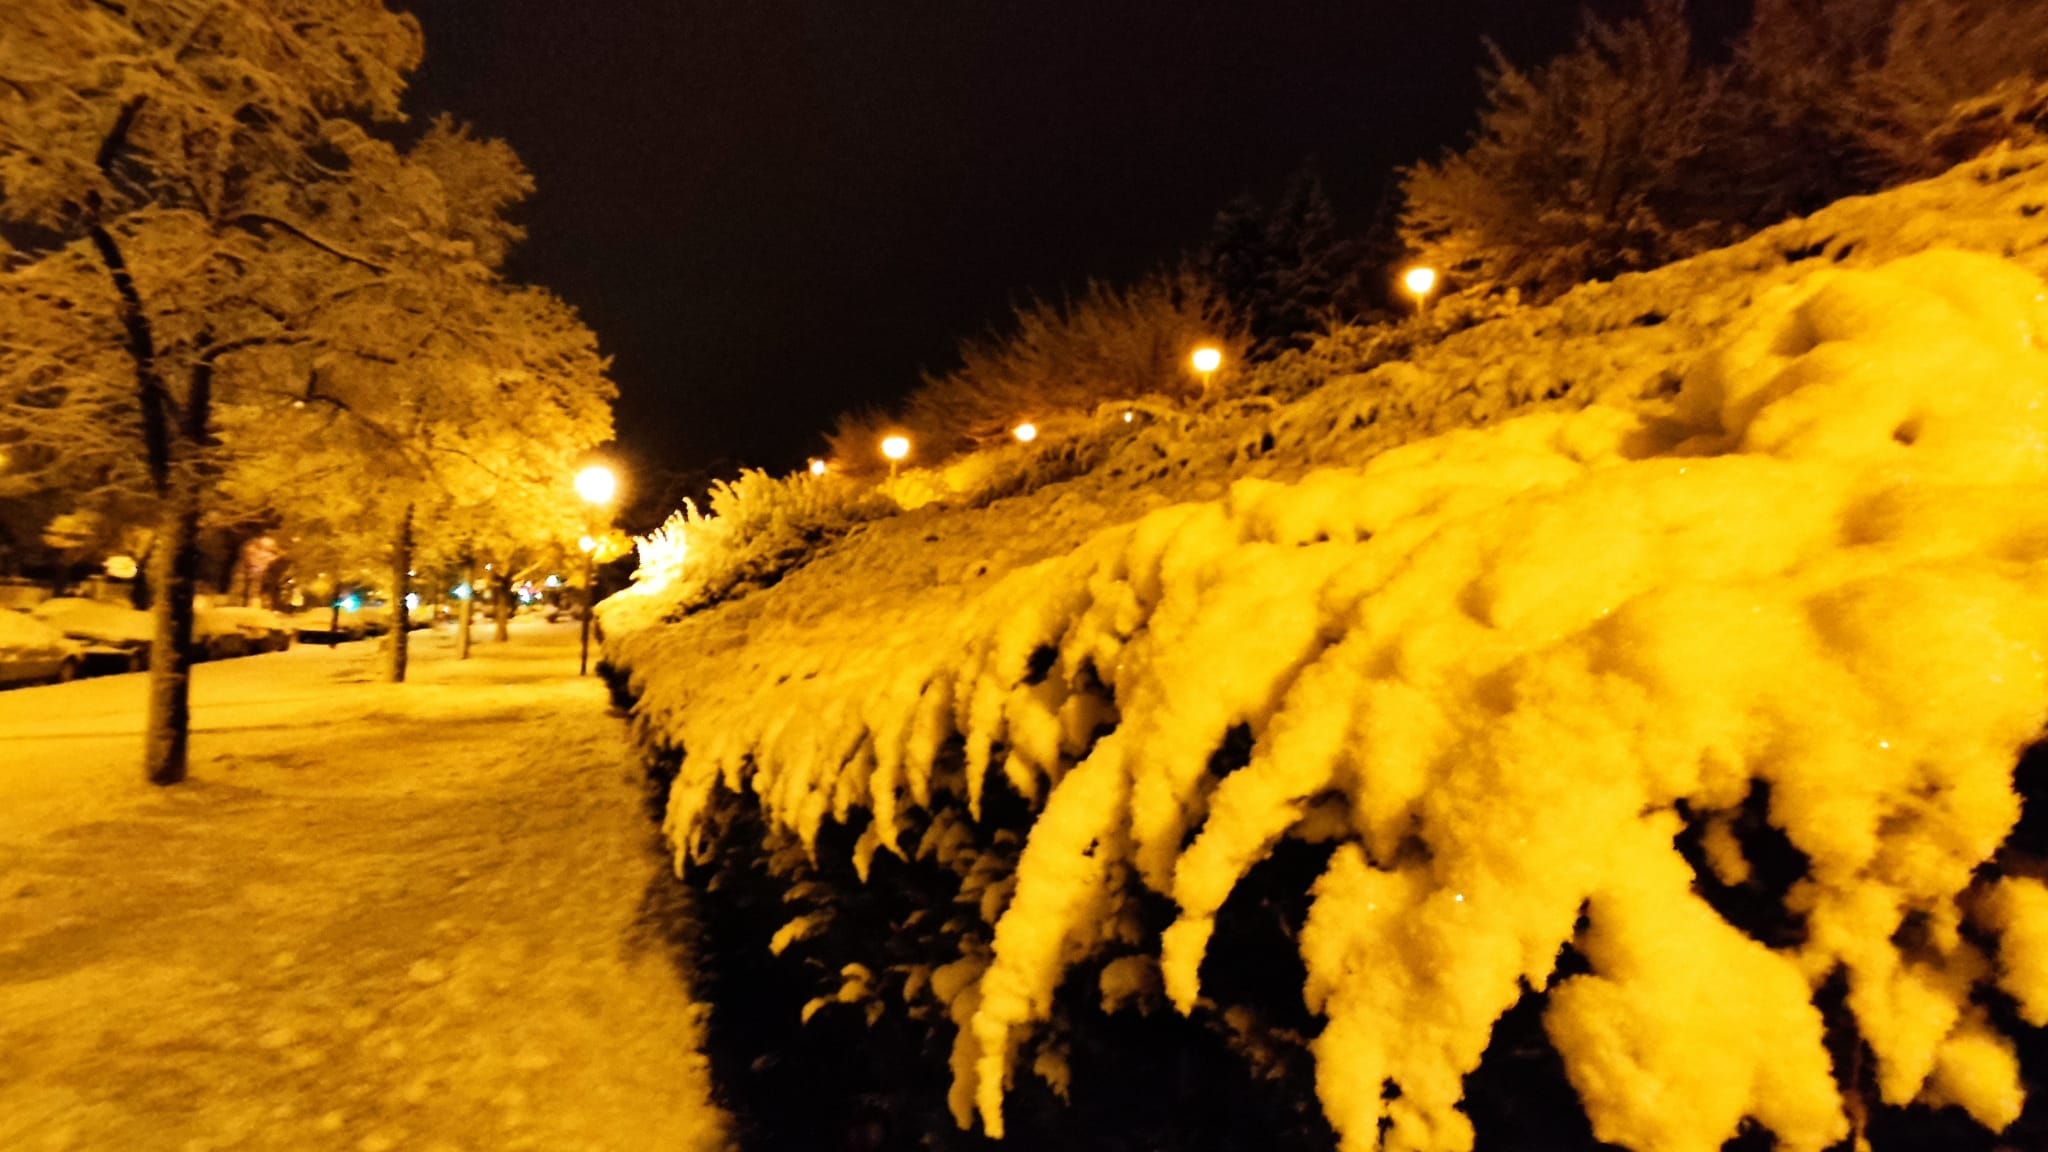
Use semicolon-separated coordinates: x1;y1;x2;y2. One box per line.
94;95;147;182
85;223;175;493
171;1;225;60
222;213;390;273
199;332;290;363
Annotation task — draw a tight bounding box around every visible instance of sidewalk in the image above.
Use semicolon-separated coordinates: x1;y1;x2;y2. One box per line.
0;622;727;1152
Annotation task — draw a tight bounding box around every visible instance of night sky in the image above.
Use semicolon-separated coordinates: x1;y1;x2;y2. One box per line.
395;1;1605;499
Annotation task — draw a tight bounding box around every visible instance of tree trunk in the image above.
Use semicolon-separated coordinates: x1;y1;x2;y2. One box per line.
143;485;201;786
387;503;414;684
457;558;474;660
492;571;513;642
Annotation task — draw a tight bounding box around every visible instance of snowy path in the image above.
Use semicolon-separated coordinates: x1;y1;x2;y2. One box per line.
0;623;727;1152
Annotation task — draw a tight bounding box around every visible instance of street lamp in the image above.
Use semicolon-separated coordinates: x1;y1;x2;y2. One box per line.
1013;422;1038;444
1191;345;1223;393
575;464;618;676
809;458;828;477
881;434;910;479
575;464;617;505
1402;266;1438;313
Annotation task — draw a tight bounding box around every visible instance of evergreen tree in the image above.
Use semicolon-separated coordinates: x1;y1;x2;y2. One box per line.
1198;167;1368;355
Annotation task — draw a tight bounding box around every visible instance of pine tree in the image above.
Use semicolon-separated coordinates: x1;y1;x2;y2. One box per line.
1198;167;1369;356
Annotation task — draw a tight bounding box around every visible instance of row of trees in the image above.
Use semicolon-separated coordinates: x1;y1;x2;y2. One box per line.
831;170;1372;469
823;0;2048;469
0;1;616;784
1400;0;2048;299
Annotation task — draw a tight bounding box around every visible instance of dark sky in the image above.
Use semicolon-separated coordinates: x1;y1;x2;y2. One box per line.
395;1;1598;491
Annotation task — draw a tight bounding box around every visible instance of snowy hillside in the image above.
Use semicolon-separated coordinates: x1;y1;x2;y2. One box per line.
602;148;2048;1152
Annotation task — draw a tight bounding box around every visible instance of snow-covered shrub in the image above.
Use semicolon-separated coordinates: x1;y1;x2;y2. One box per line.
625;248;2048;1150
900;268;1247;459
609;156;2048;1151
598;468;898;634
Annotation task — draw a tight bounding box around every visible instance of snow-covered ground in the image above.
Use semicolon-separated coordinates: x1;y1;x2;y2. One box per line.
0;623;727;1152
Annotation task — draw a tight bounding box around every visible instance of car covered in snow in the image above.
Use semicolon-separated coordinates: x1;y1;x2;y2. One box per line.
0;608;86;687
195;599;294;655
31;596;153;673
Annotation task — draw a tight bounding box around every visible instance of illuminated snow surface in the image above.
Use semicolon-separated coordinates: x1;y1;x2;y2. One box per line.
606;152;2048;1152
0;624;726;1152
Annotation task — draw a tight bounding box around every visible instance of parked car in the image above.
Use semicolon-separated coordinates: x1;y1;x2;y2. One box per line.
0;577;51;612
286;604;372;644
196;599;293;655
31;596;152;673
355;600;434;636
0;608;86;687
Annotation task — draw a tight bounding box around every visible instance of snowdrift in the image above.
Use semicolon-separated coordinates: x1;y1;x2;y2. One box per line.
604;150;2048;1151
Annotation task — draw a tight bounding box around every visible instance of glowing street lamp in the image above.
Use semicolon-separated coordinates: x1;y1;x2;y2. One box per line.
1403;265;1438;313
574;464;618;505
881;434;910;479
575;463;619;676
809;458;828;477
1013;422;1038;444
1191;345;1223;376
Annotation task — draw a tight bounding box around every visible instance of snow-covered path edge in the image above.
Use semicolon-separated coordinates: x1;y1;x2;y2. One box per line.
0;623;729;1152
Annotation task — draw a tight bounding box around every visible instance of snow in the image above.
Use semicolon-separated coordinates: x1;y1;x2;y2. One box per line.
602;150;2048;1150
30;597;151;645
0;623;726;1152
0;609;80;674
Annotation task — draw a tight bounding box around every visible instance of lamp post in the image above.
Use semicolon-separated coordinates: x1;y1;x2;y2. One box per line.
882;434;910;480
1402;266;1438;314
1012;422;1038;444
574;464;618;676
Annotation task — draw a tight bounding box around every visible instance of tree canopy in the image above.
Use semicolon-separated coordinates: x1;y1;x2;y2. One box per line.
0;0;616;781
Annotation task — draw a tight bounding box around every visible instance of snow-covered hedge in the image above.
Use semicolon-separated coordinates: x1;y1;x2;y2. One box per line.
597;468;901;637
606;151;2048;1151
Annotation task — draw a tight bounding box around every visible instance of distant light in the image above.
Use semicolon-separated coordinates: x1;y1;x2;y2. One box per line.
1191;346;1223;375
881;435;910;461
577;535;597;554
404;593;420;612
545;574;561;588
575;464;618;505
809;458;828;477
1122;410;1134;423
1013;423;1038;443
483;563;492;572
1403;266;1438;298
340;595;361;613
452;583;473;601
